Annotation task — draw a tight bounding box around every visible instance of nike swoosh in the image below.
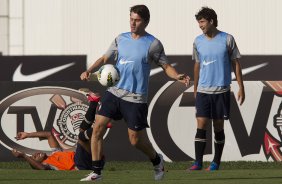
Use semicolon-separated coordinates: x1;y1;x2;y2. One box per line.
150;63;177;76
13;62;75;81
119;60;135;65
203;60;216;66
231;62;268;79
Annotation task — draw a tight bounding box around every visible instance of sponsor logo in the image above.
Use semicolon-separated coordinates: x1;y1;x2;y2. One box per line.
12;63;75;81
119;59;135;65
0;55;86;81
203;60;216;66
147;81;282;162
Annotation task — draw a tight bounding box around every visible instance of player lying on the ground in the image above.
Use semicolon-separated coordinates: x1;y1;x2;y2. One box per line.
11;90;110;170
11;130;100;170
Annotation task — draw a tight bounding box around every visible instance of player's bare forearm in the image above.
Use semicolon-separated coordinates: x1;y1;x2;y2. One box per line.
16;131;49;140
161;63;178;80
161;64;190;86
86;55;109;73
194;62;200;98
80;55;110;81
232;59;245;105
23;155;49;170
21;131;52;139
12;149;49;170
16;131;60;149
232;59;244;88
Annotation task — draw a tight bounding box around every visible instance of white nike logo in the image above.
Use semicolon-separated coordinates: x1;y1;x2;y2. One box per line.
12;62;75;81
203;60;216;66
232;62;268;79
150;63;177;76
119;59;135;65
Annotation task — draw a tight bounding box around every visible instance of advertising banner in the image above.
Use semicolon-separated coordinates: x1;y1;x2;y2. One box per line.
0;55;86;81
0;55;281;161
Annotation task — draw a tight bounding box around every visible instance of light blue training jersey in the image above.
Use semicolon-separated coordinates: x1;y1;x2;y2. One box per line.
115;32;155;94
104;32;169;103
193;31;240;89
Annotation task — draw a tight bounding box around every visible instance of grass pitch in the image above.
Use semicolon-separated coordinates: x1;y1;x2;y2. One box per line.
0;161;282;184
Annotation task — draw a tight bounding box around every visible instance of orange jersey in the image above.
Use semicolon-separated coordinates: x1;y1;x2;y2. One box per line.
43;151;76;170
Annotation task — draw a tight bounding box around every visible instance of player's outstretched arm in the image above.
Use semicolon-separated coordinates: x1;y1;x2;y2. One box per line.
80;55;111;81
11;149;50;170
15;131;60;149
161;63;190;87
232;59;245;105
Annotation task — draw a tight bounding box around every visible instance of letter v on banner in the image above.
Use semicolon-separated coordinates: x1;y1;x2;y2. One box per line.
230;86;274;156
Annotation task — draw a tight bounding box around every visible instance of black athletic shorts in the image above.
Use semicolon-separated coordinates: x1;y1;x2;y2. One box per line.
195;90;230;120
97;91;149;131
74;143;92;170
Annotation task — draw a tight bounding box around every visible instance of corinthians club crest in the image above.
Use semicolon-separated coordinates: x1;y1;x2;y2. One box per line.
51;94;89;149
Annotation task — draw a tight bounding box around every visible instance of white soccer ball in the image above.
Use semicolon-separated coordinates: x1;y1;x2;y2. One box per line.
97;64;120;87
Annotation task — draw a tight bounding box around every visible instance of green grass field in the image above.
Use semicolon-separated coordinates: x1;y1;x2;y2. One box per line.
1;161;282;184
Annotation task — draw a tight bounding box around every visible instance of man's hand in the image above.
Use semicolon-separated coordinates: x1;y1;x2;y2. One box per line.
80;71;91;81
177;74;190;87
15;132;28;140
237;87;245;105
88;72;99;81
12;149;25;158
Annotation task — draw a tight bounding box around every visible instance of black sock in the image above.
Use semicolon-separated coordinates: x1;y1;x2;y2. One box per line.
151;153;161;166
213;130;225;165
195;128;207;165
78;127;93;142
80;101;98;130
92;160;103;175
86;101;98;119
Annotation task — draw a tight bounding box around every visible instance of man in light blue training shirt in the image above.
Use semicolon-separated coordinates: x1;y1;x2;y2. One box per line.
189;7;245;171
80;4;190;181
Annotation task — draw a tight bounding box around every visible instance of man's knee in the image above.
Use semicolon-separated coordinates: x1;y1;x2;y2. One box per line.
130;137;140;147
128;132;140;147
92;123;107;139
129;132;148;147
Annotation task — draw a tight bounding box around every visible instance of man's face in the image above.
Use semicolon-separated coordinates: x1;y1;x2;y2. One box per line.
197;18;213;34
130;12;147;34
31;152;47;162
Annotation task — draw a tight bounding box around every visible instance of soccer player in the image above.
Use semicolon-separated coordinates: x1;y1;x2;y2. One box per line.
80;4;190;181
189;7;245;171
12;130;94;170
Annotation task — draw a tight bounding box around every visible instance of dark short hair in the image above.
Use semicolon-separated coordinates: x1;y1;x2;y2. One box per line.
130;5;150;23
195;7;218;27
